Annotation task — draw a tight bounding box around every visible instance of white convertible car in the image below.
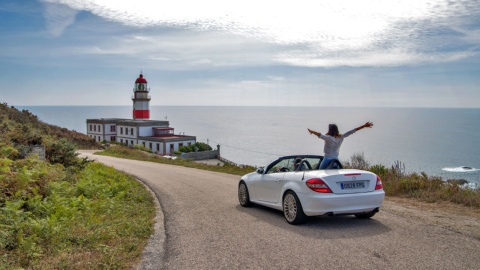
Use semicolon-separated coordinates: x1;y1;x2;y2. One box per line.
238;155;385;224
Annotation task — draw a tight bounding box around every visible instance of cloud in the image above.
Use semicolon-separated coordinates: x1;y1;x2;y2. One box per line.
41;0;480;67
41;0;78;37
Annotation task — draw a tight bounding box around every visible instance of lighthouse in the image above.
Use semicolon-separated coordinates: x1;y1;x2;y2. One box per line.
87;71;197;155
132;73;151;120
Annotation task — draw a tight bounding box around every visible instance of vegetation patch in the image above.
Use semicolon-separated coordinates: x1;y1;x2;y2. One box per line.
1;104;155;269
344;153;480;208
0;155;155;269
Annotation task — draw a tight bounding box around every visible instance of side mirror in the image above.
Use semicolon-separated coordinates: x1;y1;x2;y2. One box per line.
256;167;264;174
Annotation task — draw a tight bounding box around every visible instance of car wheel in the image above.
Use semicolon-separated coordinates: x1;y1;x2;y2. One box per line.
238;181;253;207
354;211;376;219
283;191;307;225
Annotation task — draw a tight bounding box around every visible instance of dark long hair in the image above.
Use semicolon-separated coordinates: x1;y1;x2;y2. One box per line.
326;124;340;137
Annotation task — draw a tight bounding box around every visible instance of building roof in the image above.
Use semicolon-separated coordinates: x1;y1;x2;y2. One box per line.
138;135;196;143
86;118;169;127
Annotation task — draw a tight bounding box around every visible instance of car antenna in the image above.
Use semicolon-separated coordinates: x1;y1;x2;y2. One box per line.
302;171;306;181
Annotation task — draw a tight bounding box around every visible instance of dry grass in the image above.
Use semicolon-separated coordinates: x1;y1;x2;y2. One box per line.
365;160;480;208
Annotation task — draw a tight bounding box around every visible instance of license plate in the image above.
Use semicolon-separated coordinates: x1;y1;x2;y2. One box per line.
341;181;365;189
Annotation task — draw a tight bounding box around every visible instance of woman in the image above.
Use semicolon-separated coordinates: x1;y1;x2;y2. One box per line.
308;122;373;169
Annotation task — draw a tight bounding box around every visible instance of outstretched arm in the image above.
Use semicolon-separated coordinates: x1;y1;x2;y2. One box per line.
354;122;373;132
308;128;321;137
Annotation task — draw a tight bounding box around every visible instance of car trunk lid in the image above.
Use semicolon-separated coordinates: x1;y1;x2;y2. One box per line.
320;170;378;194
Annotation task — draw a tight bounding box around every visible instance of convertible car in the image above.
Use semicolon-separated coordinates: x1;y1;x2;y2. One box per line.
238;155;385;224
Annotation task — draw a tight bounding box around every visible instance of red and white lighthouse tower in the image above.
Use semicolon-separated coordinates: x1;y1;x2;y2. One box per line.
132;73;151;120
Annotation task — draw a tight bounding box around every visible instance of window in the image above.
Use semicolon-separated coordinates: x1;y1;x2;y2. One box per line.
143;142;146;147
94;125;96;132
157;143;160;151
149;142;152;149
131;128;134;135
131;140;134;145
111;136;116;142
110;125;116;132
121;139;123;144
89;125;92;131
120;127;123;134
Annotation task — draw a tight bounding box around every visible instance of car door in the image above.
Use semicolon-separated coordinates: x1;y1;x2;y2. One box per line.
255;172;285;203
254;159;292;204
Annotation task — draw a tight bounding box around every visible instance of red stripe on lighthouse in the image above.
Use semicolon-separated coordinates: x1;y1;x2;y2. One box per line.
134;110;150;119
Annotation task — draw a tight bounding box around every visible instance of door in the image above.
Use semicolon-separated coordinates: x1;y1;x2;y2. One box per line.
254;158;293;203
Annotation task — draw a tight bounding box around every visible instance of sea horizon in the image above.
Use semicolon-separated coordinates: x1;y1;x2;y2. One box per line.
15;105;480;185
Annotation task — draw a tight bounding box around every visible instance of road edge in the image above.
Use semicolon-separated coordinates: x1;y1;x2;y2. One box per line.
134;175;167;270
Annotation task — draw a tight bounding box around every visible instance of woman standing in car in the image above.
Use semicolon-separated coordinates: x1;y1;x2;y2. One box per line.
308;122;373;169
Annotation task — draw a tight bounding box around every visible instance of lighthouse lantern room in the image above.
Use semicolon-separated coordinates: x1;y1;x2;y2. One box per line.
132;73;151;120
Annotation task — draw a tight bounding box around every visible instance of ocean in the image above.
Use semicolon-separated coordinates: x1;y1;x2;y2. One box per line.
17;106;480;184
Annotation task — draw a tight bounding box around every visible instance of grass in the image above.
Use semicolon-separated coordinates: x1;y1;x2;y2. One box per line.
100;146;480;209
97;144;256;176
0;156;155;269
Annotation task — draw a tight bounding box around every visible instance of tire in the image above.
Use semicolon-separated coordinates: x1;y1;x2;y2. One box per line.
238;181;253;207
354;211;376;219
283;191;307;225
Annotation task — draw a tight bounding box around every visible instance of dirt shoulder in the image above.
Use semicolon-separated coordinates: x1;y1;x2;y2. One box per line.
383;197;480;240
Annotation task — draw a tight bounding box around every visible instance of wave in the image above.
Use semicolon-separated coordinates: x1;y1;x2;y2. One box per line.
442;166;478;173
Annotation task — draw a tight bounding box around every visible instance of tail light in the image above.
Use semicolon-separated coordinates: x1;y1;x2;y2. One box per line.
375;176;383;190
306;178;332;193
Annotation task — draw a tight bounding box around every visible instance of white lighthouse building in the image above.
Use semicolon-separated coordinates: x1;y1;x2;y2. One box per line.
86;73;196;155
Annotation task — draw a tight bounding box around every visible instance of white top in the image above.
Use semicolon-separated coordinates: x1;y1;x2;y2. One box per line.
318;129;356;158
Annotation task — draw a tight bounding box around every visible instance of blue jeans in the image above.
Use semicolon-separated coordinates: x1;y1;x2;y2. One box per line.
319;156;336;169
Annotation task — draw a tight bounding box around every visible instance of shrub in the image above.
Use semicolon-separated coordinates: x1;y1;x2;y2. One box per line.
0;144;19;159
133;144;151;153
44;138;79;168
369;164;388;176
348;152;370;170
178;142;212;153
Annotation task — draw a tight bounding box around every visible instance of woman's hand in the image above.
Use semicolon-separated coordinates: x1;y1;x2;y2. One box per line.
308;128;321;136
363;122;373;128
355;122;373;131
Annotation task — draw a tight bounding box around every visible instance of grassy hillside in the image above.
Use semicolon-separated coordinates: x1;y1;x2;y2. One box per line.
0;103;99;151
1;103;155;269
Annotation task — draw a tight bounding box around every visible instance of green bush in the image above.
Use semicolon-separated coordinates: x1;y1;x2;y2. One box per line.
369;164;388;176
44;138;79;168
178;142;212;153
0;144;19;159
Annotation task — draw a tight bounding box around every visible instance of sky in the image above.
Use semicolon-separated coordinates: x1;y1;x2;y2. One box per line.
0;0;479;107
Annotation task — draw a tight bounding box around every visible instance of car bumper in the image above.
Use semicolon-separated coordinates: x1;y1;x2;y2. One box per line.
299;190;385;216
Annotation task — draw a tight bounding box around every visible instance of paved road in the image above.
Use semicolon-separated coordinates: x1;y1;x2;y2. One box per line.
78;151;480;270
